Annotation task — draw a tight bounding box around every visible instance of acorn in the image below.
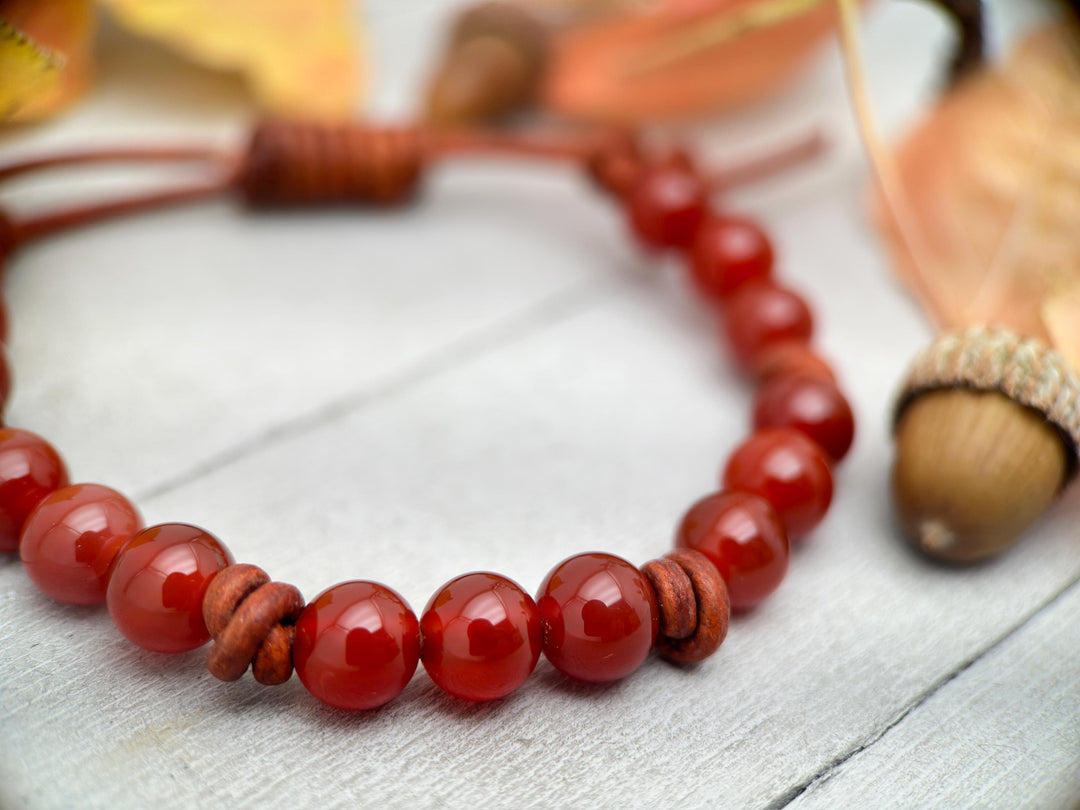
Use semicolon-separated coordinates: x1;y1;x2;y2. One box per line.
892;327;1080;563
425;2;548;126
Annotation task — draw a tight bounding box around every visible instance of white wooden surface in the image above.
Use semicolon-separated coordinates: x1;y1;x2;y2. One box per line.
1;3;1078;809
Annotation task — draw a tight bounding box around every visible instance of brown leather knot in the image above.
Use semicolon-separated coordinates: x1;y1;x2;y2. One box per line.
0;209;16;265
203;564;305;685
240;120;426;207
645;550;730;664
585;128;643;198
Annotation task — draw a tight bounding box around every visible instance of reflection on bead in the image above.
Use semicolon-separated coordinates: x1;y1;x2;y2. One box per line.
676;491;788;612
724;428;833;539
537;552;658;683
293;580;420;711
0;428;69;553
106;523;233;653
689;216;774;299
421;572;541;701
722;282;813;369
627;165;708;250
20;483;143;605
753;375;855;462
752;341;835;385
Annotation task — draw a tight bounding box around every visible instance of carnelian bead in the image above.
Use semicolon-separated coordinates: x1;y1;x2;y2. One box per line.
20;483;143;605
722;282;813;370
0;428;69;552
106;523;233;653
675;491;789;612
724;428;833;539
627;164;708;250
689;216;774;299
421;572;541;701
752;341;835;384
537;552;658;683
293;581;420;711
754;375;855;462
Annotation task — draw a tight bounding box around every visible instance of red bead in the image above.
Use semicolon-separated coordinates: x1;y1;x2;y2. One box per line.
627;164;708;249
675;491;789;612
722;282;813;370
0;428;69;553
293;581;420;711
20;483;143;605
689;216;774;299
106;523;233;653
537;552;658;683
754;375;856;461
421;572;541;701
752;341;835;384
723;428;833;539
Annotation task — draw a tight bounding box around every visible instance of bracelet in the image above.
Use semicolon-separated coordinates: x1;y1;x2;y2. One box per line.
0;121;853;711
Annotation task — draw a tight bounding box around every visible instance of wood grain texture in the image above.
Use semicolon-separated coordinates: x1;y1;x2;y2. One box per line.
788;579;1080;809
1;2;1075;809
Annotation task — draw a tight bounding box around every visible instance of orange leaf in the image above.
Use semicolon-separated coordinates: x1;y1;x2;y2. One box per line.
98;0;362;120
541;0;851;123
1043;285;1080;373
872;24;1080;351
1;0;94;122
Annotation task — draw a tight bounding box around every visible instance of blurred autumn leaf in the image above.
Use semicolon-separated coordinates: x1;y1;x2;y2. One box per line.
98;0;361;120
873;23;1080;371
542;0;859;123
1;0;94;121
0;0;362;123
0;20;64;119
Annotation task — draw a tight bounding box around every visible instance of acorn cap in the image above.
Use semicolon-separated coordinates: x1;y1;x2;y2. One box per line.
892;327;1080;563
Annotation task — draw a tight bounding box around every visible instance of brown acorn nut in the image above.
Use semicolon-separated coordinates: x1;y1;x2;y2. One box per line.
425;2;548;126
892;328;1080;563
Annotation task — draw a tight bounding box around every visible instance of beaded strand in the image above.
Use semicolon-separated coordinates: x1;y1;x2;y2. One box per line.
0;123;854;709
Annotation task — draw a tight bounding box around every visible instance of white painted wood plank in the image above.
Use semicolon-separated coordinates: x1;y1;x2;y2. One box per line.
2;2;1072;809
3;192;1079;807
787;579;1080;810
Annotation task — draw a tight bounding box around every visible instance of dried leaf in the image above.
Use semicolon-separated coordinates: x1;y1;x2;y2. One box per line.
98;0;361;120
1043;285;1080;372
873;23;1080;359
1;0;94;121
541;0;850;123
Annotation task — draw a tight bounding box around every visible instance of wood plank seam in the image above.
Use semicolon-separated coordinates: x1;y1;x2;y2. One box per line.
133;276;619;505
767;568;1080;809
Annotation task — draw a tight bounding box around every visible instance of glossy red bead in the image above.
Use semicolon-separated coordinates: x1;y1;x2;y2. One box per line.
689;216;774;299
722;282;814;370
106;523;233;653
754;375;856;461
723;428;833;539
752;340;835;384
293;581;420;711
0;428;69;553
20;483;143;605
421;572;541;701
627;164;708;250
537;552;658;683
676;491;789;612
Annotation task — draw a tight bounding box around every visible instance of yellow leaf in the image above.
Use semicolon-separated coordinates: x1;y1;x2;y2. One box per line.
2;0;95;122
99;0;362;120
0;17;64;120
